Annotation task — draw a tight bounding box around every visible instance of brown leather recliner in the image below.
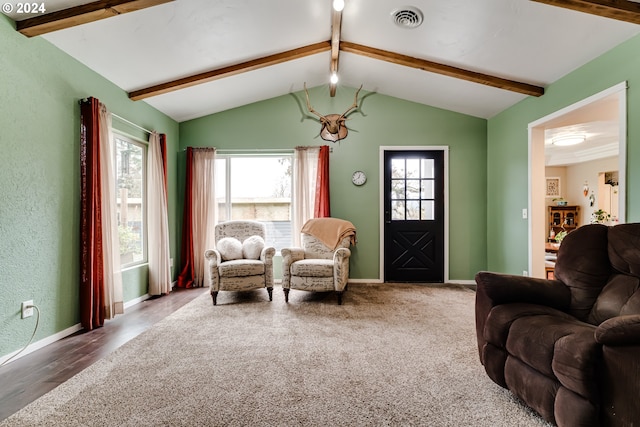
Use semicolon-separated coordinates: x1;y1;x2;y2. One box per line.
475;223;640;427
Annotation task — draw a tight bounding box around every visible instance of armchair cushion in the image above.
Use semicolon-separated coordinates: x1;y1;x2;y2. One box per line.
290;259;334;277
218;259;265;277
217;237;243;261
242;235;265;260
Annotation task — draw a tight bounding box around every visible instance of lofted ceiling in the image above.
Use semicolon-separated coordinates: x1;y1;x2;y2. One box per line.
4;0;640;124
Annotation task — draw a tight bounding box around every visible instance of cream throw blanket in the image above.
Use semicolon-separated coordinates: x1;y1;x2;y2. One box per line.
301;218;356;250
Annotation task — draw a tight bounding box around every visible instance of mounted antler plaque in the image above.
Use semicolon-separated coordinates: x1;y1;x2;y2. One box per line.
304;83;362;142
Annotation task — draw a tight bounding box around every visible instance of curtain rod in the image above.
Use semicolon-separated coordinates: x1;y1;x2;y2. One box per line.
182;148;294;152
181;147;332;152
78;98;154;135
111;113;153;135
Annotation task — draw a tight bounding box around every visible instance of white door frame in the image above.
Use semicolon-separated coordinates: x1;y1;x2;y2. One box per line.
527;82;627;278
379;146;450;283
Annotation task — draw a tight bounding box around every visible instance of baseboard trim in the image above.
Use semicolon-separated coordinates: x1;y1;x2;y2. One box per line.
2;291;158;366
0;323;83;366
277;278;475;285
124;293;150;309
347;279;476;286
448;279;476;286
348;279;384;284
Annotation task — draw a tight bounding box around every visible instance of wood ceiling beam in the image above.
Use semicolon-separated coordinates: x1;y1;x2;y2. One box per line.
339;41;545;97
129;41;332;101
329;8;343;97
530;0;640;25
16;0;174;37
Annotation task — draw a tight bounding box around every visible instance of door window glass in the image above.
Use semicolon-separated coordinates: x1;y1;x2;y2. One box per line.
390;157;436;221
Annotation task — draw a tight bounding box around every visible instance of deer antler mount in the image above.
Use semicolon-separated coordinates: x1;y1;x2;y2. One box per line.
304;83;362;142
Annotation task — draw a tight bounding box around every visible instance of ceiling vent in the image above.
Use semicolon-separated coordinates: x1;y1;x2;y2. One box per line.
391;6;424;29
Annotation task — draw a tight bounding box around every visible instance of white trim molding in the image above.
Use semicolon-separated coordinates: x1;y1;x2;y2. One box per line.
0;323;83;366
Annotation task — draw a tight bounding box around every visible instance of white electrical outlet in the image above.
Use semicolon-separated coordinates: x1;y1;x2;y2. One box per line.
523;270;528;277
522;208;528;219
21;300;34;319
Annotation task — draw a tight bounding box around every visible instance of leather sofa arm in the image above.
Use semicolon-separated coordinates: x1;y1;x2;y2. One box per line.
595;314;640;346
475;271;571;365
475;271;571;309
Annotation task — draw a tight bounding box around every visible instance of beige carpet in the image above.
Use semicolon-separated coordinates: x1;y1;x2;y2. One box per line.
1;284;550;426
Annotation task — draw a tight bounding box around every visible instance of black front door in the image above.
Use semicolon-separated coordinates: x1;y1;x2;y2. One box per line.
383;150;445;282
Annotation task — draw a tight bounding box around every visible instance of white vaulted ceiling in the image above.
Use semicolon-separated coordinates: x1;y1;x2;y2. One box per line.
5;0;640;122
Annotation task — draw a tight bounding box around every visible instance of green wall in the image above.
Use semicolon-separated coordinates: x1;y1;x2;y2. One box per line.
0;15;179;359
487;33;640;273
179;87;488;281
9;9;637;361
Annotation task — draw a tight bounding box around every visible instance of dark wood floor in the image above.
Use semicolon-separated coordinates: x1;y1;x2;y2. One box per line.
0;286;208;421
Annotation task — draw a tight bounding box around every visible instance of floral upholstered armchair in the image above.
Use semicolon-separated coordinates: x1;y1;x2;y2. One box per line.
204;220;275;305
281;218;356;305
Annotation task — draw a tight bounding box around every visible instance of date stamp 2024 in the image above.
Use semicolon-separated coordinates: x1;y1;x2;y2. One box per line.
2;2;46;15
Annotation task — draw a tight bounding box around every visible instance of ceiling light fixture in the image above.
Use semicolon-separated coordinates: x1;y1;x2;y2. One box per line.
552;135;586;146
333;0;345;12
330;73;339;84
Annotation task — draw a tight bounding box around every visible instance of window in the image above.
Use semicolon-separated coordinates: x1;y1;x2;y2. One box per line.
390;157;435;221
216;154;292;250
114;133;147;267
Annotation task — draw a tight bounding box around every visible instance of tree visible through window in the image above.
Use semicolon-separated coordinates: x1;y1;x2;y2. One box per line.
114;133;146;267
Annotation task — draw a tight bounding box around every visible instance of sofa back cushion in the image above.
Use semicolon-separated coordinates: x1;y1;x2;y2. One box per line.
608;223;640;277
588;223;640;324
589;274;640;324
555;224;611;323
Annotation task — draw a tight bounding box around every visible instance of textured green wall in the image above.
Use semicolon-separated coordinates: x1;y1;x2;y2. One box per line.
0;15;179;359
487;33;640;274
179;87;488;281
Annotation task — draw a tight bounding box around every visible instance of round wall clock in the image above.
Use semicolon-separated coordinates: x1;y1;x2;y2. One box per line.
352;170;367;186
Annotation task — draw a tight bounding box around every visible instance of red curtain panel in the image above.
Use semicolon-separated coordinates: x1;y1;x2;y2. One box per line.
79;97;105;330
314;145;331;217
159;133;168;196
176;147;195;288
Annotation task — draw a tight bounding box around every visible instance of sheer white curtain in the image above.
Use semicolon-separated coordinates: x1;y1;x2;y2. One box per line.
98;104;124;318
147;132;172;295
192;148;217;287
293;146;320;246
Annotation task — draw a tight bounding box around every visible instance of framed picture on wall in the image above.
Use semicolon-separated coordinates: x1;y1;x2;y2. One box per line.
546;177;561;198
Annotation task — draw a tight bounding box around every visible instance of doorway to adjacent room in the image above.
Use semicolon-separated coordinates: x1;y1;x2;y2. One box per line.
528;82;627;278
